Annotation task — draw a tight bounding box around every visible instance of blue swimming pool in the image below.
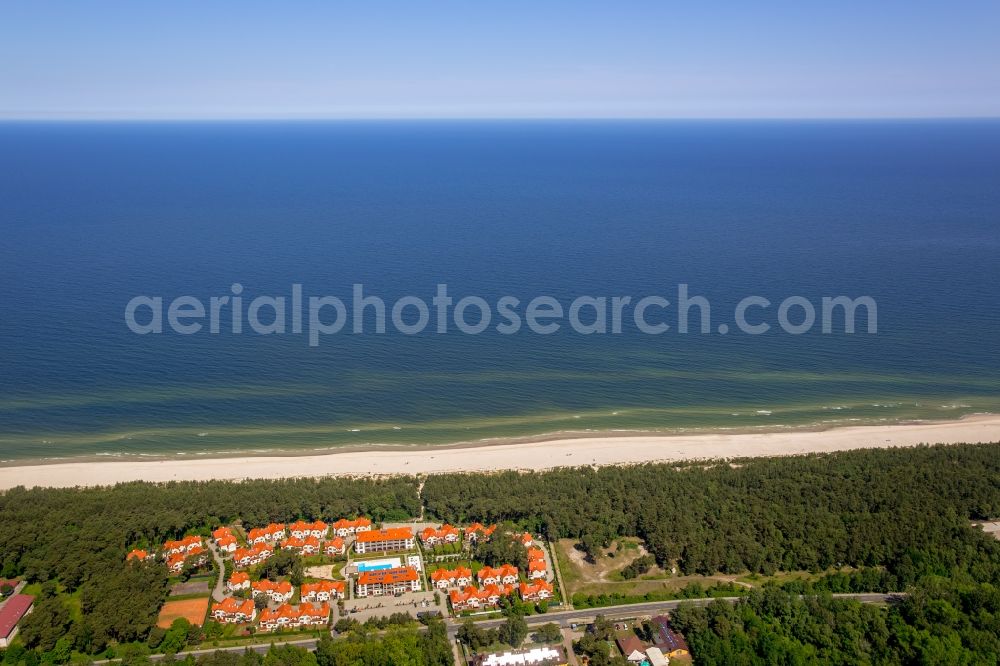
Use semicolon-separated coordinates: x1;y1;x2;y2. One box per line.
357;562;393;572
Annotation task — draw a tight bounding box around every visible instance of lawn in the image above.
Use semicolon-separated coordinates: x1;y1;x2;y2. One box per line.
19;582;83;621
421;543;466;558
557;538;738;598
557;538;858;601
350;550;420;562
425;560;477;574
553;543;581;590
302;554;348;567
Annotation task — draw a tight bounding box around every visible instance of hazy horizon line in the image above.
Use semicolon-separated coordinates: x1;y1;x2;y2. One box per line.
3;114;999;123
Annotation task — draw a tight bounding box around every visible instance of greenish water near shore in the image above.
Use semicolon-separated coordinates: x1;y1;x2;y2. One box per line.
1;394;996;462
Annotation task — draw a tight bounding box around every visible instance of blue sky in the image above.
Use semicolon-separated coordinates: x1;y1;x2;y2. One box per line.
1;1;998;119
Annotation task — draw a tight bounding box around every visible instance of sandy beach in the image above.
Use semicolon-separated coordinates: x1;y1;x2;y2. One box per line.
1;414;999;490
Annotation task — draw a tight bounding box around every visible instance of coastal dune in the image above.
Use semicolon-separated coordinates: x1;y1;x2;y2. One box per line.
2;414;999;490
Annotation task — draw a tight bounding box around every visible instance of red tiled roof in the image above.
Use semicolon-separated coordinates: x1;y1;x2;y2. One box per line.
229;572;249;585
421;524;460;540
278;535;319;550
301;580;345;596
252;580;292;595
465;522;498;536
248;523;285;540
478;564;518;580
519;580;553;597
212;526;234;540
356;527;413;543
450;587;475;605
301;603;332;620
259;603;299;623
163;535;202;551
616;634;647;657
212;597;254;617
357;566;418;585
450;584;513;607
0;595;34;639
234;542;272;562
290;519;327;534
333;517;372;529
431;565;473;582
481;583;515;599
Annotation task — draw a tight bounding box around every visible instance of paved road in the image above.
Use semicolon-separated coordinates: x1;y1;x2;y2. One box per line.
560;627;580;666
546;540;568;604
93;592;902;663
207;542;226;602
445;592;904;638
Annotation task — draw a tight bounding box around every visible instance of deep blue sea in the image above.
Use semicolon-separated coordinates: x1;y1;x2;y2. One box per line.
1;120;999;461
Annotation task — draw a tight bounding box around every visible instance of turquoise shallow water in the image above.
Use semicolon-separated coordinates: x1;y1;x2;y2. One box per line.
1;121;999;460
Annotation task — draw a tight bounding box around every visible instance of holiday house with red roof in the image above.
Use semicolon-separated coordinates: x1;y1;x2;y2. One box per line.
518;580;554;602
355;566;421;597
477;564;519;586
431;566;474;589
354;527;415;554
301;580;346;602
323;537;346;556
211;597;256;624
251;579;294;604
332;517;372;537
420;524;461;547
227;571;250;592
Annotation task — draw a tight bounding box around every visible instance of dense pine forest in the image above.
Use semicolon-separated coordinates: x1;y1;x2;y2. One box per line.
1;442;999;663
0;477;419;654
422;444;1000;587
671;583;1000;664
